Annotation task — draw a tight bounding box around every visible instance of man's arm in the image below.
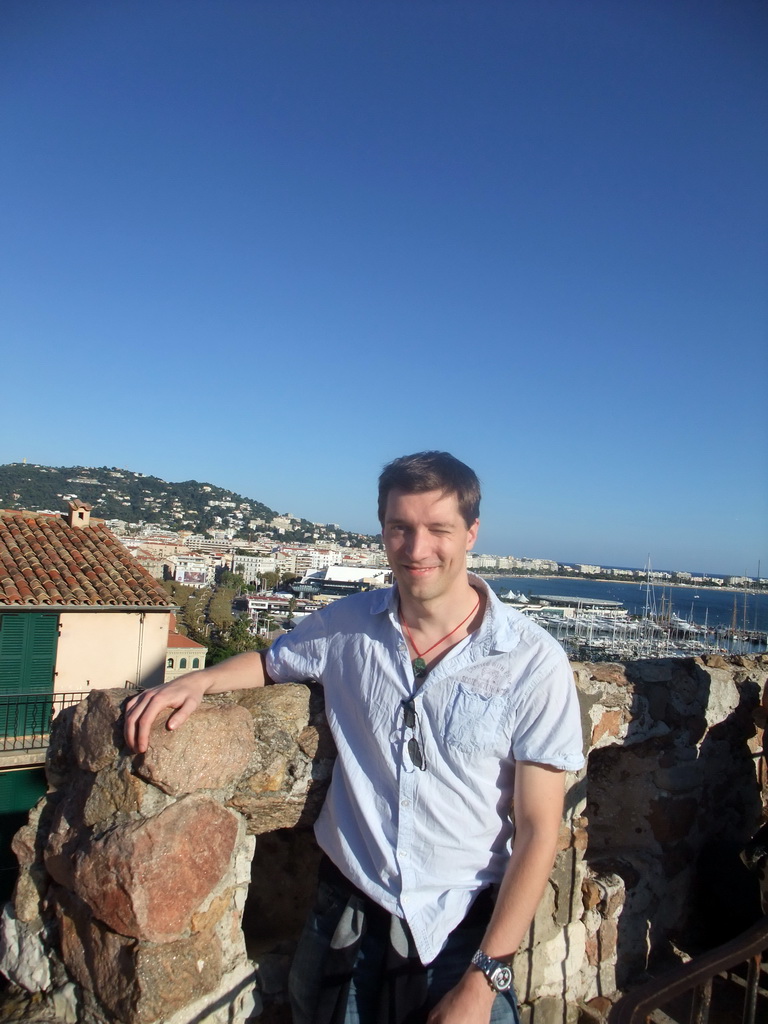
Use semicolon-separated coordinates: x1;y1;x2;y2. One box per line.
428;761;566;1024
123;649;271;754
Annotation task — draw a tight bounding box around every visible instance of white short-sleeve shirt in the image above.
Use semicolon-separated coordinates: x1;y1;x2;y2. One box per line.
266;575;584;963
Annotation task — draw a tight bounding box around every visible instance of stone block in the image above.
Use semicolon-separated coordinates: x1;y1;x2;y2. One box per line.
514;922;586;1002
71;794;240;942
46;704;79;787
556;822;573;852
162;962;259;1024
703;676;741;729
133;928;223;1023
44;784;91;892
82;762;144;825
586;663;629;686
701;654;729;670
11;821;39;869
627;660;674;684
56;891;223;1024
236;683;313;739
599;918;618;959
551;848;586;927
229;758;330;834
0;905;52;992
519;881;560;951
135;703;257;796
73;688;127;772
11;794;57;921
297;722;335;760
582;879;601;910
591;709;625;746
579;995;613;1023
601;875;625;920
573;825;589;851
531;995;579;1024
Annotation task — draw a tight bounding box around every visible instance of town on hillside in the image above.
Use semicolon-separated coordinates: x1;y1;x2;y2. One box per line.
0;462;762;593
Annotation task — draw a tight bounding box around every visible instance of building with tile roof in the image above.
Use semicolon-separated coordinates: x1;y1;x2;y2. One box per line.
0;503;175;697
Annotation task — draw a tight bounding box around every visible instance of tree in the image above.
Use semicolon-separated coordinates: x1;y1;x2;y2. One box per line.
260;571;279;591
206;614;269;665
218;569;246;592
207;587;235;632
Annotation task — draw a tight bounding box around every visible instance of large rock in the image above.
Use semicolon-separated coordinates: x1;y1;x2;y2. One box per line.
56;891;223;1024
72;689;127;772
134;702;257;796
70;794;240;942
228;684;334;834
0;905;51;992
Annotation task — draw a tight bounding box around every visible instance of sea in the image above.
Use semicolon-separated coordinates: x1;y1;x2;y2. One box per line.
483;575;768;635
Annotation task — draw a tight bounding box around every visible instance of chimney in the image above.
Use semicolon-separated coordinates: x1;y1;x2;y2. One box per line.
67;500;93;529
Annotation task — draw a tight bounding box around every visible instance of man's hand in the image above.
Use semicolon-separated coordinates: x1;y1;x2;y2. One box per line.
123;650;270;754
427;969;497;1024
123;673;210;754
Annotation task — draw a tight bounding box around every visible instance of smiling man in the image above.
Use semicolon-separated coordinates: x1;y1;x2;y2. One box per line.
124;452;584;1024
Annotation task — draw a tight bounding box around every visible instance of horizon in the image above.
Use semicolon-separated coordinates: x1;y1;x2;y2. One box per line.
1;1;766;578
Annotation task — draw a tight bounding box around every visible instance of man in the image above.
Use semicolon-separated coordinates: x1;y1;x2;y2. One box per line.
124;452;584;1024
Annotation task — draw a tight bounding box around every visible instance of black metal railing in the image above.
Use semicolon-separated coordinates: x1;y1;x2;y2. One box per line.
608;914;768;1024
0;691;91;752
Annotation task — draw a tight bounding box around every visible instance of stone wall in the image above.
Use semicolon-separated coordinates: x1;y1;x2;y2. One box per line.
1;655;766;1024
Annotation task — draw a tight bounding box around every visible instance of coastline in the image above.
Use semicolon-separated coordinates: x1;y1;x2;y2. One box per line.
477;573;767;595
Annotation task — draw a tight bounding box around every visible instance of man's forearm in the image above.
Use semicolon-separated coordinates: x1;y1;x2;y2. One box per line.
480;762;565;960
191;649;271;694
478;819;561;961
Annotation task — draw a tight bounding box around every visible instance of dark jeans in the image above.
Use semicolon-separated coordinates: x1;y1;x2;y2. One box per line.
289;874;520;1024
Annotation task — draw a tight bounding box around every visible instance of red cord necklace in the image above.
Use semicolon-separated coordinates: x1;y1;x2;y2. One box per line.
400;593;481;678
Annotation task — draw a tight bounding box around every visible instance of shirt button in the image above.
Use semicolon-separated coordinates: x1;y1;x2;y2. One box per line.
401;799;410;808
400;850;408;859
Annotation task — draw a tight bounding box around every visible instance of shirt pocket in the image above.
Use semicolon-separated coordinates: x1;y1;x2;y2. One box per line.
444;681;508;755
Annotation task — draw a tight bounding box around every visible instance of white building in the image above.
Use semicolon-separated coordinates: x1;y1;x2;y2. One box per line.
173;554;214;588
231;553;278;584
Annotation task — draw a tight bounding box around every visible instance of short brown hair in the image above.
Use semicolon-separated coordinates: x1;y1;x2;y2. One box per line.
378;451;481;528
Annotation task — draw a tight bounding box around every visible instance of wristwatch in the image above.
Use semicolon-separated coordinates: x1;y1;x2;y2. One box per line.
471;948;513;993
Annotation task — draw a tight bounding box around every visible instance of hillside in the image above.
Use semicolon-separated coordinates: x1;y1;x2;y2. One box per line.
0;463;372;544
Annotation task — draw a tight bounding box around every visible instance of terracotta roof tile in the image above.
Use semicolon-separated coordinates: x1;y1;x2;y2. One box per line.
167;632;207;650
0;510;173;608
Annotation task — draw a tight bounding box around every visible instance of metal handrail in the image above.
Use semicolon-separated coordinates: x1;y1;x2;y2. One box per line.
608;914;768;1024
0;690;91;751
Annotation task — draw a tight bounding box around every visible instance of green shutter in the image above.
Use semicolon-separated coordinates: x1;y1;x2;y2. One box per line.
0;615;58;737
0;614;58;694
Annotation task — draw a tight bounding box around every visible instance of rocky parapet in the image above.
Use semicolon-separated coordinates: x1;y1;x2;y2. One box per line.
0;682;333;1024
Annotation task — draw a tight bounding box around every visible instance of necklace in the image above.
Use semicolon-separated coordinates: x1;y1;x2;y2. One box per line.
400;593;481;678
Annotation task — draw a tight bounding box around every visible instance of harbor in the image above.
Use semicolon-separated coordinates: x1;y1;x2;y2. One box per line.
485;575;768;660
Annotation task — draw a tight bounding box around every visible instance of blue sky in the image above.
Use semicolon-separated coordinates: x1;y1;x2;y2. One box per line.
1;0;766;576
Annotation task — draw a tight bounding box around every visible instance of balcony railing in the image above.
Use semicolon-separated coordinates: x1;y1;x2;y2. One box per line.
608;914;768;1024
0;691;92;752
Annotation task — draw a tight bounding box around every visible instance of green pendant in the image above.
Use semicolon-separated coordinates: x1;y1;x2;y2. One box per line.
412;657;427;677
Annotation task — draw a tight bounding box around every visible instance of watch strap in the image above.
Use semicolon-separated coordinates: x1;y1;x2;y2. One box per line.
471;948;513;993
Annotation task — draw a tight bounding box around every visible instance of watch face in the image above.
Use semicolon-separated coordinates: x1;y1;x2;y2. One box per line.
491;965;513;991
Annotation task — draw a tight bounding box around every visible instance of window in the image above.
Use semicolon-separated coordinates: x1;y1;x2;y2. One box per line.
179;658;187;669
167;658;174;668
192;658;200;668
